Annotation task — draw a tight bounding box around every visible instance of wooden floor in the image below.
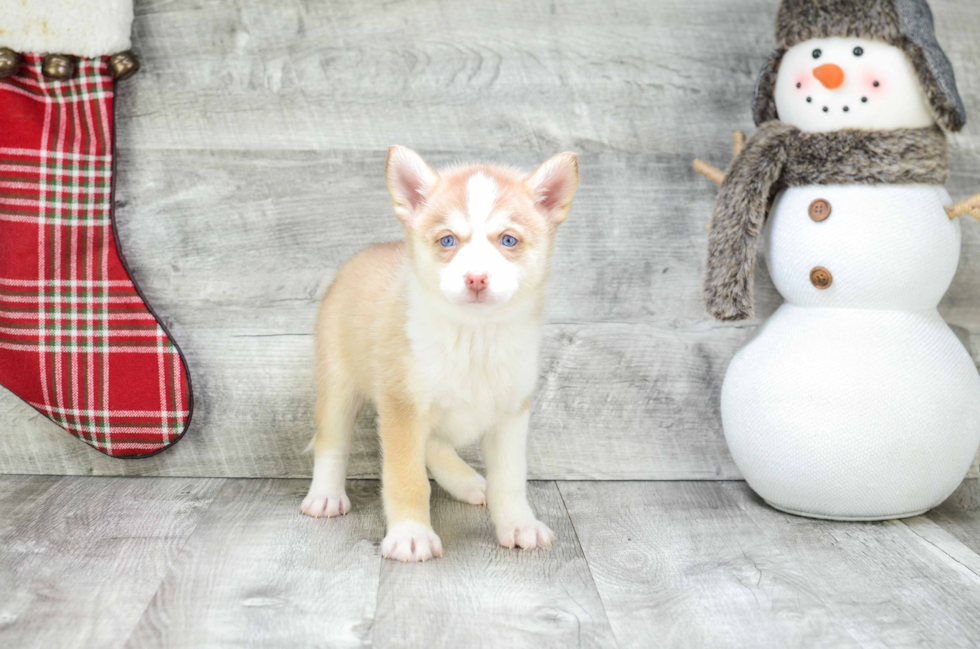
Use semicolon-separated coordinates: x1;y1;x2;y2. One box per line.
2;476;979;648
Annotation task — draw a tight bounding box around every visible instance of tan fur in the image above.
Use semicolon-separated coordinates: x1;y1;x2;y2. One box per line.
519;396;532;414
314;243;426;524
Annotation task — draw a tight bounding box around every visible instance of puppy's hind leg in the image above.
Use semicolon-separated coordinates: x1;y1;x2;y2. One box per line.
302;365;363;519
426;436;487;506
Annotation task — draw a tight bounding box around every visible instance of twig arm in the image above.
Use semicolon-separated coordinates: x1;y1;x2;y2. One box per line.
693;131;746;187
733;131;746;157
693;159;725;185
947;193;980;222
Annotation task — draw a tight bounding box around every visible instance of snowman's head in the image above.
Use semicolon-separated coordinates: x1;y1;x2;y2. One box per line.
753;0;966;133
774;37;934;132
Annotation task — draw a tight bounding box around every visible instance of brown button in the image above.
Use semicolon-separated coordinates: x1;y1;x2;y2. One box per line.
810;267;833;290
42;54;75;80
808;198;832;222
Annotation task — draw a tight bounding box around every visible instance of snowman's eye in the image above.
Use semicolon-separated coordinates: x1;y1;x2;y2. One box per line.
812;49;822;59
853;47;864;57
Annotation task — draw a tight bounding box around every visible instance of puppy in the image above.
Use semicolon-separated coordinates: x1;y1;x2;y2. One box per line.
302;146;579;562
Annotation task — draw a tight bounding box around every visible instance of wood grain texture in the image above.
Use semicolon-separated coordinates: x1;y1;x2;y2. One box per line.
2;0;980;478
0;315;749;480
559;481;980;649
372;481;617;649
124;479;385;649
114;0;980;158
925;479;980;556
117;0;783;155
4;477;980;648
0;476;222;649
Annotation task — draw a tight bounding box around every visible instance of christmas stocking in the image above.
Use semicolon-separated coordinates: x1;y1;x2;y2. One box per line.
0;0;192;457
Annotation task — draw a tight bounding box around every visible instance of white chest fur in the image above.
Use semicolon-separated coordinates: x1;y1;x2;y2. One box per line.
404;282;541;446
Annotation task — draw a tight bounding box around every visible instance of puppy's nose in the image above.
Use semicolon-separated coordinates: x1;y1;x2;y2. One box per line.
465;272;489;293
813;63;845;89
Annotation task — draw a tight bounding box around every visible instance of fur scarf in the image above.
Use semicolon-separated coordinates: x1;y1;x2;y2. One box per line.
704;121;948;321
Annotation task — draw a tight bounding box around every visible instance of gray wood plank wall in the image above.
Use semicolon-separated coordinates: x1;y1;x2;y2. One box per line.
1;0;979;479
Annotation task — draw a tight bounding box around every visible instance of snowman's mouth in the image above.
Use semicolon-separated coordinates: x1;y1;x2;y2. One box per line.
805;95;869;115
800;74;878;118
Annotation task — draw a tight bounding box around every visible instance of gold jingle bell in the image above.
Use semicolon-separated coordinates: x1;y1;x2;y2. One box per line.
42;53;76;80
109;51;140;81
0;48;21;79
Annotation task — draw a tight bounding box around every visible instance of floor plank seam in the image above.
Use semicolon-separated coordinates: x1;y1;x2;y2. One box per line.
117;478;230;649
364;548;383;648
554;481;622;649
894;518;980;584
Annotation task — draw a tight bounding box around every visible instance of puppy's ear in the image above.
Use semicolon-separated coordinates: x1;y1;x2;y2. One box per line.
386;146;439;225
524;152;579;225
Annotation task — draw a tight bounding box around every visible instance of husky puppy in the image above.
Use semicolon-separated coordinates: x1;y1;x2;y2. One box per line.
303;146;579;562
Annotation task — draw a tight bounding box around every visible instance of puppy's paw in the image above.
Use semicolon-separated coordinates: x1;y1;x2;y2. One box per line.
301;490;351;519
443;473;487;507
460;482;488;507
495;519;556;551
381;521;443;562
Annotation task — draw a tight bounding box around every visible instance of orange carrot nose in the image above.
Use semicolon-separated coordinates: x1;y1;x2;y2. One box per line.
813;63;845;89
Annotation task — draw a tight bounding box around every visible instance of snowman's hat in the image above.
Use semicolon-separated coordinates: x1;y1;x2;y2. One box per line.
753;0;966;131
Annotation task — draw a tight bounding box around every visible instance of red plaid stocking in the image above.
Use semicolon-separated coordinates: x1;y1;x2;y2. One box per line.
0;54;192;457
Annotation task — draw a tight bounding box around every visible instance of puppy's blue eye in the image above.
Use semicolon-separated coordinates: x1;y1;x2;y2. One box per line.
440;235;456;248
501;235;518;248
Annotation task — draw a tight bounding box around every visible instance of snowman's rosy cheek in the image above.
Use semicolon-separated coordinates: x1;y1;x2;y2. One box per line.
861;70;885;93
795;71;812;91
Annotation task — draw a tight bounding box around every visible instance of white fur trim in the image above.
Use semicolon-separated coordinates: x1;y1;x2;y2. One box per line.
0;0;133;58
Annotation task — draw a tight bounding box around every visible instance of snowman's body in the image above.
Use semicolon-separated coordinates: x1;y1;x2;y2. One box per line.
723;184;980;519
716;30;980;520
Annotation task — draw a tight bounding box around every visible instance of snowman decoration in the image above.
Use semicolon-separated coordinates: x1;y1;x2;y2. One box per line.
695;0;980;520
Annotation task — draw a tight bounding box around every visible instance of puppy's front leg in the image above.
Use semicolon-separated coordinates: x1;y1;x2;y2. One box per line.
379;398;443;562
482;410;556;550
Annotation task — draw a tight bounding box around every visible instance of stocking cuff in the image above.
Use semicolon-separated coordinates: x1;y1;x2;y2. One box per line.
0;0;134;58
